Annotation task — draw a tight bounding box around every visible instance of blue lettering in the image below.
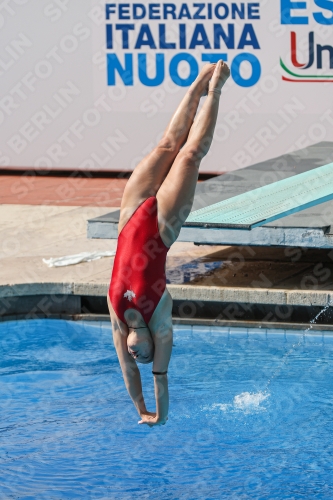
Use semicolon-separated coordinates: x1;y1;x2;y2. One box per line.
105;3;116;20
135;24;156;49
317;44;333;67
178;3;192;19
202;53;228;63
214;24;235;49
107;53;133;85
179;23;186;48
149;3;161;19
159;24;176;49
163;3;176;19
238;24;260;49
106;24;112;49
189;24;211;49
169;53;198;86
133;3;146;20
116;24;134;49
280;0;308;24
215;3;229;20
106;53;263;88
231;53;261;87
248;3;260;19
313;0;333;24
193;3;205;19
231;3;245;19
138;54;164;85
119;4;130;19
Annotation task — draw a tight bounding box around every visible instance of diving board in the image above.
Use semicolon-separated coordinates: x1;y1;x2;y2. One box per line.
185;161;333;230
87;141;333;248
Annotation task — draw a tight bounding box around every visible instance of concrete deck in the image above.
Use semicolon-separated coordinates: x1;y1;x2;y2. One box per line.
1;204;333;327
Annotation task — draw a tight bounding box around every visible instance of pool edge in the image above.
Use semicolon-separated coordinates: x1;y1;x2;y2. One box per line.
1;282;332;330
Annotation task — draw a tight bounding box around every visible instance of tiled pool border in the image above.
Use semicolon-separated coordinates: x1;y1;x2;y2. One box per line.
1;282;333;331
0;313;333;336
1;282;333;308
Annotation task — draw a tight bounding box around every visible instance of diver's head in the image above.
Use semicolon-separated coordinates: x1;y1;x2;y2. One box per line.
127;326;154;364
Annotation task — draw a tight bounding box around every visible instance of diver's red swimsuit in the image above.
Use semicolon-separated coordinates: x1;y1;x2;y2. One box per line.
109;197;169;325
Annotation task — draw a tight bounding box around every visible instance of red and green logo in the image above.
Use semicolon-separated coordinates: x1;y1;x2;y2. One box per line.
281;31;333;82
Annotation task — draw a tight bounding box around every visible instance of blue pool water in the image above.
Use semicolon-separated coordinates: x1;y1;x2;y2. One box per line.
1;319;333;499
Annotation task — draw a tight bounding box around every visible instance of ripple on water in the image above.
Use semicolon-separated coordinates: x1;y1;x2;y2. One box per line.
1;319;333;499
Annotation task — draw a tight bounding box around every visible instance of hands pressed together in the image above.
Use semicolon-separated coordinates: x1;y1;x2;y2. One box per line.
138;411;168;427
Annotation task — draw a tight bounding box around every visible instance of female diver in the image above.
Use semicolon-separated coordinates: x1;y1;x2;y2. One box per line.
107;60;230;427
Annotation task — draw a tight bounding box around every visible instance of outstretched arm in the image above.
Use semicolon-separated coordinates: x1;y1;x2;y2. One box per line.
139;292;173;427
108;296;151;418
138;328;172;427
112;324;148;417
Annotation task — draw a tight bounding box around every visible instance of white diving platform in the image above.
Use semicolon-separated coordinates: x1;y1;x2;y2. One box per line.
87;141;333;248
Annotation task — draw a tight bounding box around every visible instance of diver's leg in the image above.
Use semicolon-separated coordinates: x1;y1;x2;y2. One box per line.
119;64;216;231
156;61;230;246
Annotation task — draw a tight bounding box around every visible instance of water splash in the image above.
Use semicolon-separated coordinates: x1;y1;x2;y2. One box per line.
202;302;331;417
264;300;332;392
309;301;332;326
234;391;269;410
209;403;230;412
203;391;269;415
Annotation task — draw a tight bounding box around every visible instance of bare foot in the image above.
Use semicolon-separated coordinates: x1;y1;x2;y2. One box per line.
209;60;230;93
190;63;216;97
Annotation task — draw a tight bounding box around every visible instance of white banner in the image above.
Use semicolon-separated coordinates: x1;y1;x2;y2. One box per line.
1;0;333;173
